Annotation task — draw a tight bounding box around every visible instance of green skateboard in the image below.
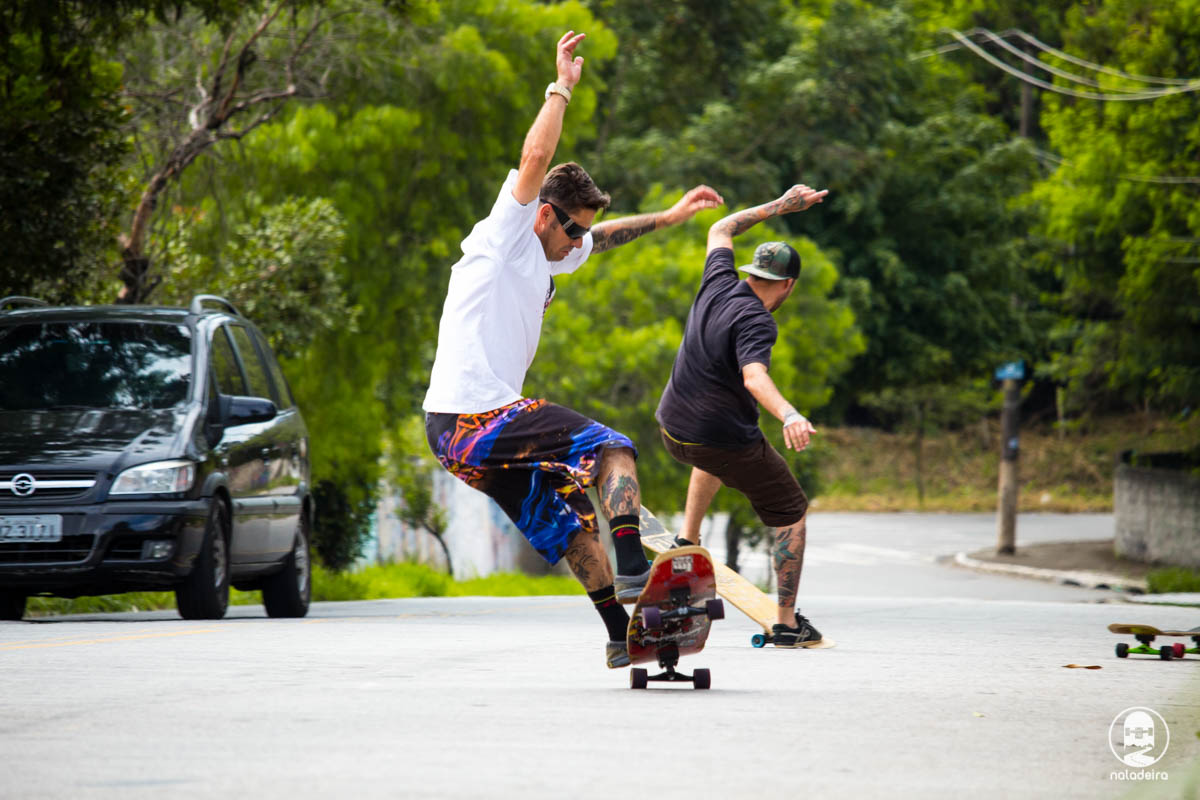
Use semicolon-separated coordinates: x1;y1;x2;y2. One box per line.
1109;623;1200;660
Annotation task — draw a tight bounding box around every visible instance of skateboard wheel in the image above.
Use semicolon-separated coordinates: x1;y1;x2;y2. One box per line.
705;598;725;621
693;669;711;690
641;606;662;629
1173;642;1186;659
1159;646;1173;660
751;633;767;648
630;668;649;690
1115;643;1129;659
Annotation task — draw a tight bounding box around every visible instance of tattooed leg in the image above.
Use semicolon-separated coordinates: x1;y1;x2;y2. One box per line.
564;527;613;592
596;447;640;518
773;516;807;625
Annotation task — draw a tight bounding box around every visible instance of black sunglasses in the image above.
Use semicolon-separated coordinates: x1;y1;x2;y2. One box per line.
547;201;590;239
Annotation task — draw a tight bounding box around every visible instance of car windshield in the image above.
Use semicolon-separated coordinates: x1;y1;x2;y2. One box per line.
0;321;192;411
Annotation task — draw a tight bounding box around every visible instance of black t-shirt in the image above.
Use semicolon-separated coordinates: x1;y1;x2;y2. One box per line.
656;247;777;447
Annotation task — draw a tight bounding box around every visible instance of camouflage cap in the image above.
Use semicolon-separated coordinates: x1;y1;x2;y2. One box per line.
738;241;801;281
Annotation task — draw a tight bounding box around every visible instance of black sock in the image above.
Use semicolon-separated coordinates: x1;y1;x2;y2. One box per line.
609;514;645;574
588;586;630;642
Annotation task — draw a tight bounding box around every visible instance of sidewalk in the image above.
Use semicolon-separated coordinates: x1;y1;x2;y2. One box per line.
954;538;1200;606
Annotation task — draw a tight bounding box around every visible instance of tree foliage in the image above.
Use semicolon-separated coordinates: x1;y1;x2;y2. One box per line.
1030;0;1200;412
589;0;1042;416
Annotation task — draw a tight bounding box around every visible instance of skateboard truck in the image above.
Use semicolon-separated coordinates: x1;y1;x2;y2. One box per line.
629;644;711;690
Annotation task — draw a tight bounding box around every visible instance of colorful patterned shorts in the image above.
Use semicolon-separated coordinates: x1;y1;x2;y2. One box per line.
425;398;637;565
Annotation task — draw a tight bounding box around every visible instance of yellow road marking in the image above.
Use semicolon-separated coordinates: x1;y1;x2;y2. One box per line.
0;628;220;651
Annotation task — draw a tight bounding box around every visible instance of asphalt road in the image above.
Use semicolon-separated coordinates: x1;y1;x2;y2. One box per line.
3;512;1199;800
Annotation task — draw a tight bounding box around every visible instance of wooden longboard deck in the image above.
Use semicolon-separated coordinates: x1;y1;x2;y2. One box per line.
1109;624;1200;637
639;506;836;649
626;546;717;667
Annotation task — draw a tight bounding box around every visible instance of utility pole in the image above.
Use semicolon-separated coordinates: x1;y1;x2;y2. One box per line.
995;361;1025;555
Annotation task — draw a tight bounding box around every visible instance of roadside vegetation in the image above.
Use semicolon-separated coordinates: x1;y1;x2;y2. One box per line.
24;564;584;618
1145;567;1200;596
810;413;1200;513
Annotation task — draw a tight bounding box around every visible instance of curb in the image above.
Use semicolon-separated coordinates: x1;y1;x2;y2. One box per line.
1124;592;1200;607
951;552;1149;594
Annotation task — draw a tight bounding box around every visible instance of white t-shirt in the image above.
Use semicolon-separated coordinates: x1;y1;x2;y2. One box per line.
422;170;593;414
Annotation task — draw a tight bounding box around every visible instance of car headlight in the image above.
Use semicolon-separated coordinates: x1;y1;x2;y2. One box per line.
110;460;196;495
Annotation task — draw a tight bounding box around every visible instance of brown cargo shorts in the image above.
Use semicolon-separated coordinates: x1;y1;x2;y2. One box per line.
659;428;808;527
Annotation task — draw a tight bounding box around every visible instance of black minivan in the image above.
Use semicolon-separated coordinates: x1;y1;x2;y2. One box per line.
0;295;312;620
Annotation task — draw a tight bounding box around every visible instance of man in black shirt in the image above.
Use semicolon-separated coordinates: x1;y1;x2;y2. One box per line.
656;183;828;647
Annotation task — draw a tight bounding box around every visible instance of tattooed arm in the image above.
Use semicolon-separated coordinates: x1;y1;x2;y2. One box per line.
707;184;828;253
591;184;724;254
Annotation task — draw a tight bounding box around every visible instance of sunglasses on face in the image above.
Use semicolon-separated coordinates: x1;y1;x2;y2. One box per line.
547;201;590;239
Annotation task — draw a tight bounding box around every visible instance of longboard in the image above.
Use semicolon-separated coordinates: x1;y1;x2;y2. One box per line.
1109;623;1200;660
626;545;722;689
639;506;835;650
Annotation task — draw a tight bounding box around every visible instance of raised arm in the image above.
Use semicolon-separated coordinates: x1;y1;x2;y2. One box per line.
591;185;724;254
707;184;828;253
513;31;586;205
742;362;817;451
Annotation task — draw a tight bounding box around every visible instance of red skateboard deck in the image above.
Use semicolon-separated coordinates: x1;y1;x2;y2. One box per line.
625;545;723;689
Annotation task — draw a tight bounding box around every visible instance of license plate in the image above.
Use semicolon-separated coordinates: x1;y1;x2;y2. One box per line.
0;515;63;543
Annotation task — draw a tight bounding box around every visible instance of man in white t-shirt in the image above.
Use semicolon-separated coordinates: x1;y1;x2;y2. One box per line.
423;31;722;668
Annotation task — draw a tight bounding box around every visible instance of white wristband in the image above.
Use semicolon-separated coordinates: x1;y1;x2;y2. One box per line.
545;82;571;104
783;411;805;428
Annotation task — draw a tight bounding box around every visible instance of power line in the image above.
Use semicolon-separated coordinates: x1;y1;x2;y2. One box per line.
1034;148;1200;185
962;28;1145;93
937;29;1200;101
1003;29;1193;87
918;28;1195;87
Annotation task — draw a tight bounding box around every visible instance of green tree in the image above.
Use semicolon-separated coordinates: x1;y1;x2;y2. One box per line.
112;0;349;303
609;1;1041;414
155;1;618;565
158;195;356;360
0;0;257;302
0;3;129;301
1031;0;1200;413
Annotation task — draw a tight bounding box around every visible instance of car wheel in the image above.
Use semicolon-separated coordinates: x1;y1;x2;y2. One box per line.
261;513;311;618
0;590;26;621
175;501;231;620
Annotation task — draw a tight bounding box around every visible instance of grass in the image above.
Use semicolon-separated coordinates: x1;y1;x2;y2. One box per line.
24;562;584;618
1146;567;1200;595
809;413;1200;513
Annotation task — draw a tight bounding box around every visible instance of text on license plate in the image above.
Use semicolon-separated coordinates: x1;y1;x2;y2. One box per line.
0;515;63;543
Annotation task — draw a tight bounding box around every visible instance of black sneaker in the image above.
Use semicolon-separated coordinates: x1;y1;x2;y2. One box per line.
672;536;695;549
772;612;823;648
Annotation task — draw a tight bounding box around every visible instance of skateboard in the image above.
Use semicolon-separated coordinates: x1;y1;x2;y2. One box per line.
639;506;835;650
626;545;724;690
1109;623;1200;660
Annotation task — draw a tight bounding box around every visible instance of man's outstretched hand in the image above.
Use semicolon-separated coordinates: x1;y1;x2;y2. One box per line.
778;184;828;215
557;31;586;90
666;185;725;225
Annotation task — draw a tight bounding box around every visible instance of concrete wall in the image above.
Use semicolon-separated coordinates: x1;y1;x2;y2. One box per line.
372;471;566;578
1114;462;1200;568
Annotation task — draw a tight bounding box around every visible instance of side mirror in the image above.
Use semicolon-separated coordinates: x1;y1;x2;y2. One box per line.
221;395;277;426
